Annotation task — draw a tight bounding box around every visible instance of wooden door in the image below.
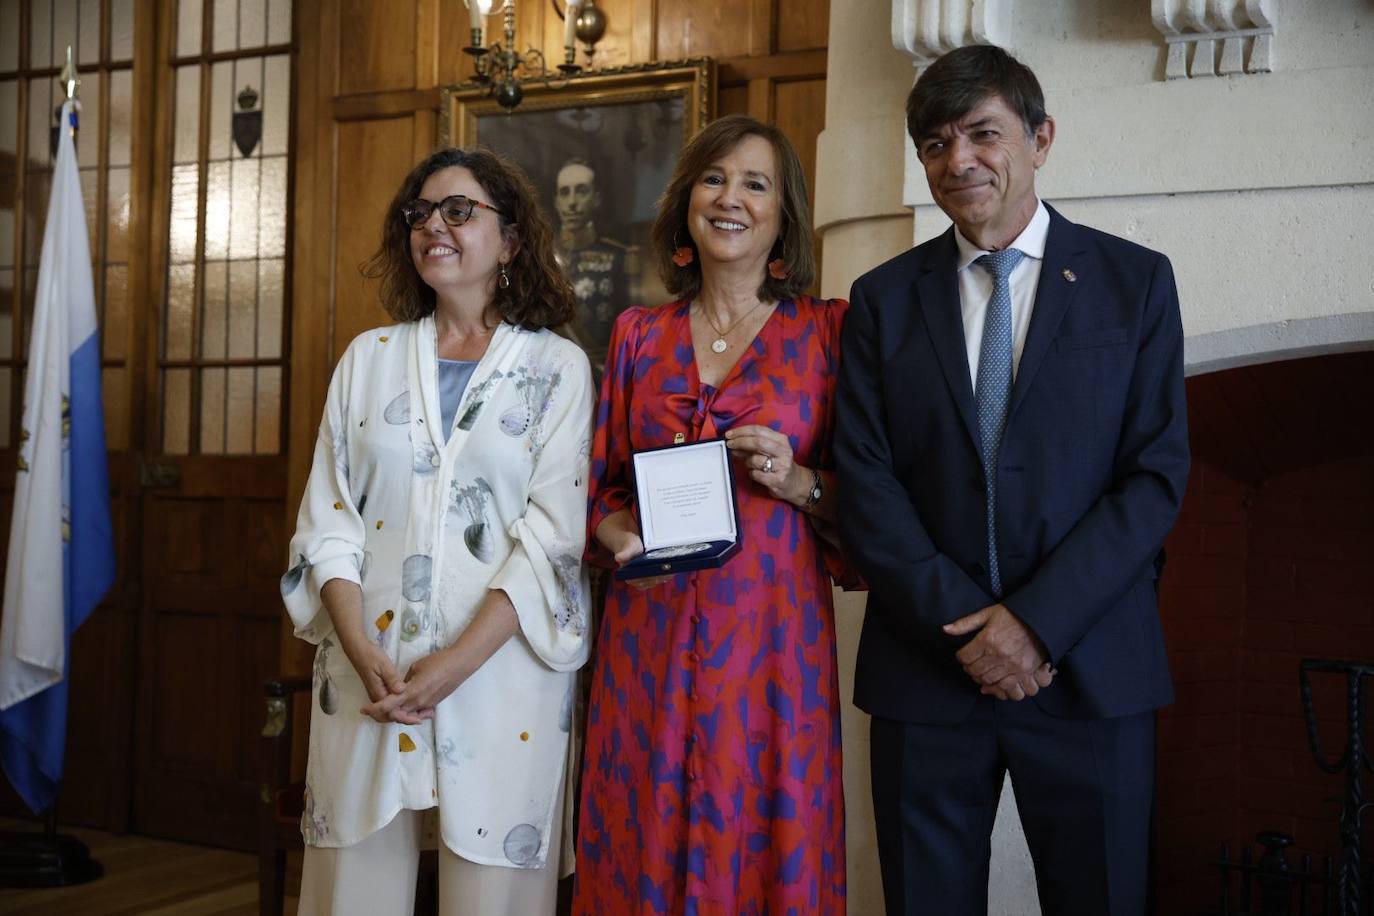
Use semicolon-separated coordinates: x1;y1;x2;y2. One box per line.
129;0;295;849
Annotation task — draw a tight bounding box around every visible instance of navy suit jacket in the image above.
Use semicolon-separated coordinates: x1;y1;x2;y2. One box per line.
836;205;1190;723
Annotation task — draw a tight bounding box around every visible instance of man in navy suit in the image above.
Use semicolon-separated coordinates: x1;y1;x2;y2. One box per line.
835;45;1189;915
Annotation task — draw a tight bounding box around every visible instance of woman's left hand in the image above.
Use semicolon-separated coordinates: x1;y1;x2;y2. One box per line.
359;648;468;725
725;424;808;506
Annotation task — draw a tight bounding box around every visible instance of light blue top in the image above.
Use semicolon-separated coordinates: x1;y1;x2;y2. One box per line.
438;358;479;442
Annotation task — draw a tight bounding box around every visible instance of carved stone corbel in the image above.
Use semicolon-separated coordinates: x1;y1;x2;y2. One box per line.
1151;0;1275;79
891;0;1010;68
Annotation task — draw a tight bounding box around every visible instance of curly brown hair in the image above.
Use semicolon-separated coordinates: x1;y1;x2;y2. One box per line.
363;148;576;330
649;115;815;303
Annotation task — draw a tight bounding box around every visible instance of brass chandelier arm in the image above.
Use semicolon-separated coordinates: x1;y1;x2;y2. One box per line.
463;0;606;108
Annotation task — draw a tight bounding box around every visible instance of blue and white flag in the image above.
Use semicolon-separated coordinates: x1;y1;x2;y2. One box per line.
0;101;116;814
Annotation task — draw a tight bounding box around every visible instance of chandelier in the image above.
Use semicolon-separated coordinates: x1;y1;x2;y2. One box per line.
462;0;608;110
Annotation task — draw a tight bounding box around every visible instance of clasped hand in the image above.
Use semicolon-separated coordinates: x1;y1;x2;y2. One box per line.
343;638;465;725
943;603;1055;701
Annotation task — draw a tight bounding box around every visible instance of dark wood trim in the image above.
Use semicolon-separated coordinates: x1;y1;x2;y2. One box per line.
170;43;295;67
718;47;826;84
188;42;210;455
0;61;134;80
7;0;30;446
278;0;304;463
158;357;289;369
331;87;441;121
0;358;130;367
138;0;174;458
281;0;333;682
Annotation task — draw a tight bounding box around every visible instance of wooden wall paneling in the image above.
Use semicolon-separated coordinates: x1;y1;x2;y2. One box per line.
414;0;440;155
772;76;826;294
416;0;440;90
411;0;441;155
137;457;287;849
746;78;773;122
655;0;753;61
284;0;332;680
332;117;413;359
772;78;825;213
61;608;130;820
776;0;829;52
718;84;748;117
630;0;657;64
517;0;547;65
750;0;775;57
336;0;418;96
413;108;436;155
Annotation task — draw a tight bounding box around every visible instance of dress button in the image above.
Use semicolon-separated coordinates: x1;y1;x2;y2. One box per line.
430;453;441;468
687;769;696;781
690;615;701;625
688;652;700;664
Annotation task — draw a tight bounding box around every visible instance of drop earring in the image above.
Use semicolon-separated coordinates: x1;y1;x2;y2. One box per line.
767;259;788;280
671;231;694;267
498;261;510;289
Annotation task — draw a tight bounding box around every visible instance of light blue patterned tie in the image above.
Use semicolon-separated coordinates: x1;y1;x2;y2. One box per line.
974;249;1024;596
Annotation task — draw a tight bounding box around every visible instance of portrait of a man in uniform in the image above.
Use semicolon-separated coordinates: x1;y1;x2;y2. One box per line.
552;158;637;379
451;89;692;374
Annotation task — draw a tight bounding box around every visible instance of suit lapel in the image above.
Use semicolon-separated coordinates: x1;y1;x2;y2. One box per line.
916;230;981;455
1008;206;1086;419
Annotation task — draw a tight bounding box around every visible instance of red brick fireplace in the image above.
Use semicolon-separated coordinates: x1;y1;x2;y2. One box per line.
1154;350;1374;910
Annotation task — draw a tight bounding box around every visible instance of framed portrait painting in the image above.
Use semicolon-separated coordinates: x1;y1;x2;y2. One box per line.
440;60;715;376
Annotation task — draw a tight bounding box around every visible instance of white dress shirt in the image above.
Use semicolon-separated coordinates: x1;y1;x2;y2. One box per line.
954;199;1050;386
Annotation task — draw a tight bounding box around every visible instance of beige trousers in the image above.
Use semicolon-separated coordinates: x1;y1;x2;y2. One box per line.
297;787;563;916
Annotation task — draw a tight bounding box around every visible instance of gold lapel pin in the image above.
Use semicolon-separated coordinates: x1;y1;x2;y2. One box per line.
674;432;686;444
1062;268;1077;283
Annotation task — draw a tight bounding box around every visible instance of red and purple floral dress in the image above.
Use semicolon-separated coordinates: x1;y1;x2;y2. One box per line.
574;297;855;916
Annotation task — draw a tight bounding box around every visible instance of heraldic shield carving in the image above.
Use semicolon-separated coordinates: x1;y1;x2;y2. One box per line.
233;85;261;158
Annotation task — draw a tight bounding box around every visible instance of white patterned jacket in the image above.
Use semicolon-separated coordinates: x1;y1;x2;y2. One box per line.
282;316;592;869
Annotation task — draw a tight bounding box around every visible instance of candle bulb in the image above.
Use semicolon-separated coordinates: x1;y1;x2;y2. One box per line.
563;0;581;51
468;0;486;37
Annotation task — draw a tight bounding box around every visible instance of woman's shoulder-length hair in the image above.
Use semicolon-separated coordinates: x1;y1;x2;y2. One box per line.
363;147;576;330
649;114;816;303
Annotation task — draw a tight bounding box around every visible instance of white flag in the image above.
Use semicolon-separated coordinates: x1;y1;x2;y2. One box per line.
0;100;115;813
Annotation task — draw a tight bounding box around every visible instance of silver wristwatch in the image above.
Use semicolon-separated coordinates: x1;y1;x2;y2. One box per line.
803;468;823;511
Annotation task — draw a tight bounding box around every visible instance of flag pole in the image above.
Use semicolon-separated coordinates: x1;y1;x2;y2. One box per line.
43;48;80;858
0;46;103;889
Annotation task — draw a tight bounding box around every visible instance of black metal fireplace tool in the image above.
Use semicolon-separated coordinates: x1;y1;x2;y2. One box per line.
1299;659;1374;916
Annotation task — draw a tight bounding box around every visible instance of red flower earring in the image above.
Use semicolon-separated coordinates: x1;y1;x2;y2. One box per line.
672;246;695;267
767;258;788;280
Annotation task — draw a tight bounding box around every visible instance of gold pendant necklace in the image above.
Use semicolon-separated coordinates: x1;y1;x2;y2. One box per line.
700;299;769;353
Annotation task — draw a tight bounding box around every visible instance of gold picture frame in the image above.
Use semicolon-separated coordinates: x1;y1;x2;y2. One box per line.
439;60;715;373
439;59;714;149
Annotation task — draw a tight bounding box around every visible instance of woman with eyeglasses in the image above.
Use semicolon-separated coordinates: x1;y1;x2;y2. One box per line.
283;147;592;915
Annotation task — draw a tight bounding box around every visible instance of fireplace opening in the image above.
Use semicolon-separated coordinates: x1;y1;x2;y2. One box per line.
1154;349;1374;913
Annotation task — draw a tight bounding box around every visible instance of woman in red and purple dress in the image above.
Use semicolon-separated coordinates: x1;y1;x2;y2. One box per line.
573;115;858;915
